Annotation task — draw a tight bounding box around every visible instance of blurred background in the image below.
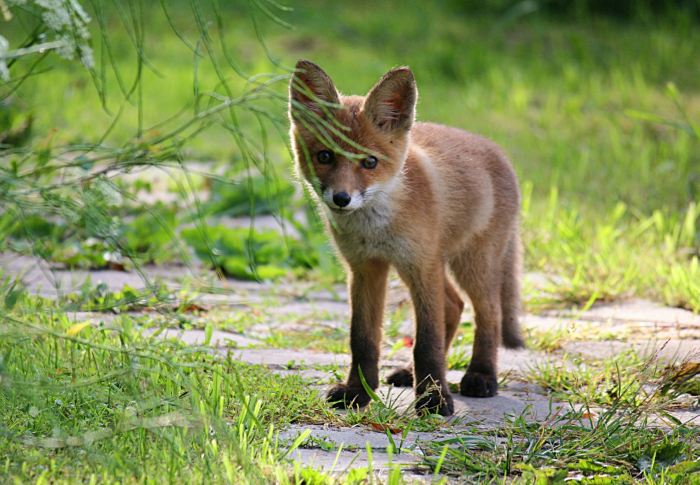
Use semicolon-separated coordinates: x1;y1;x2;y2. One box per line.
2;0;700;304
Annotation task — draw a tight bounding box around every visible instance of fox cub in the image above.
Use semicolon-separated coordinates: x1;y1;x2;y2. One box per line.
288;60;524;416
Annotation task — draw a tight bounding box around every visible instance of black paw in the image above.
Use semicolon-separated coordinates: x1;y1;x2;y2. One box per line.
460;372;498;398
386;367;413;387
416;388;454;417
326;383;371;409
502;332;526;350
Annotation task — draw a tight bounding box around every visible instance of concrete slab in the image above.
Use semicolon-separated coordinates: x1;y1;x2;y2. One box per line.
562;339;700;362
288;449;428;482
280;424;456;453
265;301;348;318
370;381;564;426
0;253;190;297
228;348;351;368
270;369;335;382
304;287;349;302
669;410;700;426
543;298;700;326
146;328;263;348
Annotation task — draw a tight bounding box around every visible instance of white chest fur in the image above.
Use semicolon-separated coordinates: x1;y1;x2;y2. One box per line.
328;187;414;266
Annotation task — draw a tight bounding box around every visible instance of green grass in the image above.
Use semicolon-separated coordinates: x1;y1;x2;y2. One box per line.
3;303;699;483
420;404;700;483
3;0;700;482
523;183;700;312
0;312;342;483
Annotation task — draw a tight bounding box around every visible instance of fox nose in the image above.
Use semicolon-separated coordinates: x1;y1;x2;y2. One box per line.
333;192;351;208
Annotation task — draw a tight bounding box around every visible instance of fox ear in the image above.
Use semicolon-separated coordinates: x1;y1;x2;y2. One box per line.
363;67;417;133
289;60;340;119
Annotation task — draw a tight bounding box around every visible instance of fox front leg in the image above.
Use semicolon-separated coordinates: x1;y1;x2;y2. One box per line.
399;260;454;417
326;259;389;409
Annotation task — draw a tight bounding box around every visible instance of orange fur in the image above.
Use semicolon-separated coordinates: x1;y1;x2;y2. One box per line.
289;60;524;417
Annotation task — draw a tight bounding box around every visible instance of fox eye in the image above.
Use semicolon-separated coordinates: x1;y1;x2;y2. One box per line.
362;156;378;169
317;150;332;164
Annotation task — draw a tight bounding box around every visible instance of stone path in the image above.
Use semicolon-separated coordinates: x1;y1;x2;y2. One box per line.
2;252;700;481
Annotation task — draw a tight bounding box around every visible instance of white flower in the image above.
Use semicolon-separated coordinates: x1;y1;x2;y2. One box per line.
41;8;70;31
79;44;93;69
55;33;75;61
0;34;9;82
34;0;93;69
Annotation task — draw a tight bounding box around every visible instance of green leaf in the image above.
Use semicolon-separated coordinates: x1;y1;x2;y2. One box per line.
358;366;382;405
66;321;91;337
3;287;24;311
203;323;213;346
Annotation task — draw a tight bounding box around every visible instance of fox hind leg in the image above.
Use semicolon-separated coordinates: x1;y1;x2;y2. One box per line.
386;274;463;388
450;244;502;398
444;276;464;350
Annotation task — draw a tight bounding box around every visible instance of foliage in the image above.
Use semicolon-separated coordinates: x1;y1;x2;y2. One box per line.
444;0;700;21
0;97;33;147
119;203;180;264
0;0;329;481
205;174;297;217
181;224;327;281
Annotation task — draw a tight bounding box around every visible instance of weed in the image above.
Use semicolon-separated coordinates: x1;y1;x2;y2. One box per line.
447;344;471;371
260;326;349;354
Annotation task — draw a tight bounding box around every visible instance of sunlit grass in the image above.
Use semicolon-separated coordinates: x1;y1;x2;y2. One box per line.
523;182;700;312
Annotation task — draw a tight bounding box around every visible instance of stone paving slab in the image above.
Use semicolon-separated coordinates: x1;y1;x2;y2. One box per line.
279;424;461;453
281;425;507;480
562;339;700;362
264;301;348;318
203;340;565;425
7;250;698;343
544;298;700;326
288;449;428;482
374;381;565;426
146;328;264;348
0;252;290;306
227;348;351;367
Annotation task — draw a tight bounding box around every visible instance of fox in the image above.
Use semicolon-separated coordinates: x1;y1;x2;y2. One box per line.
288;59;524;417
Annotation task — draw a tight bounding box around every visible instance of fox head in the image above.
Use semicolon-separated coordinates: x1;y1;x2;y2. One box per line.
289;60;417;214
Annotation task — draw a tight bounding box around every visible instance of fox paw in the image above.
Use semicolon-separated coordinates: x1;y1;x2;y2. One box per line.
326;383;371;409
386;367;413;387
502;332;526;350
460;372;498;398
416;389;454;417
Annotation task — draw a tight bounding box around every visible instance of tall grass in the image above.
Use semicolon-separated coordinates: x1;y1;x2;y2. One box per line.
523;184;700;312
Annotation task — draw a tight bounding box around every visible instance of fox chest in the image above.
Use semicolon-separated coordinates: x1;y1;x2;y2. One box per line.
329;207;414;266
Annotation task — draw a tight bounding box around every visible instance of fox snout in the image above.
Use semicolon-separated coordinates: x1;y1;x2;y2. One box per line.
332;191;351;207
322;187;364;212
